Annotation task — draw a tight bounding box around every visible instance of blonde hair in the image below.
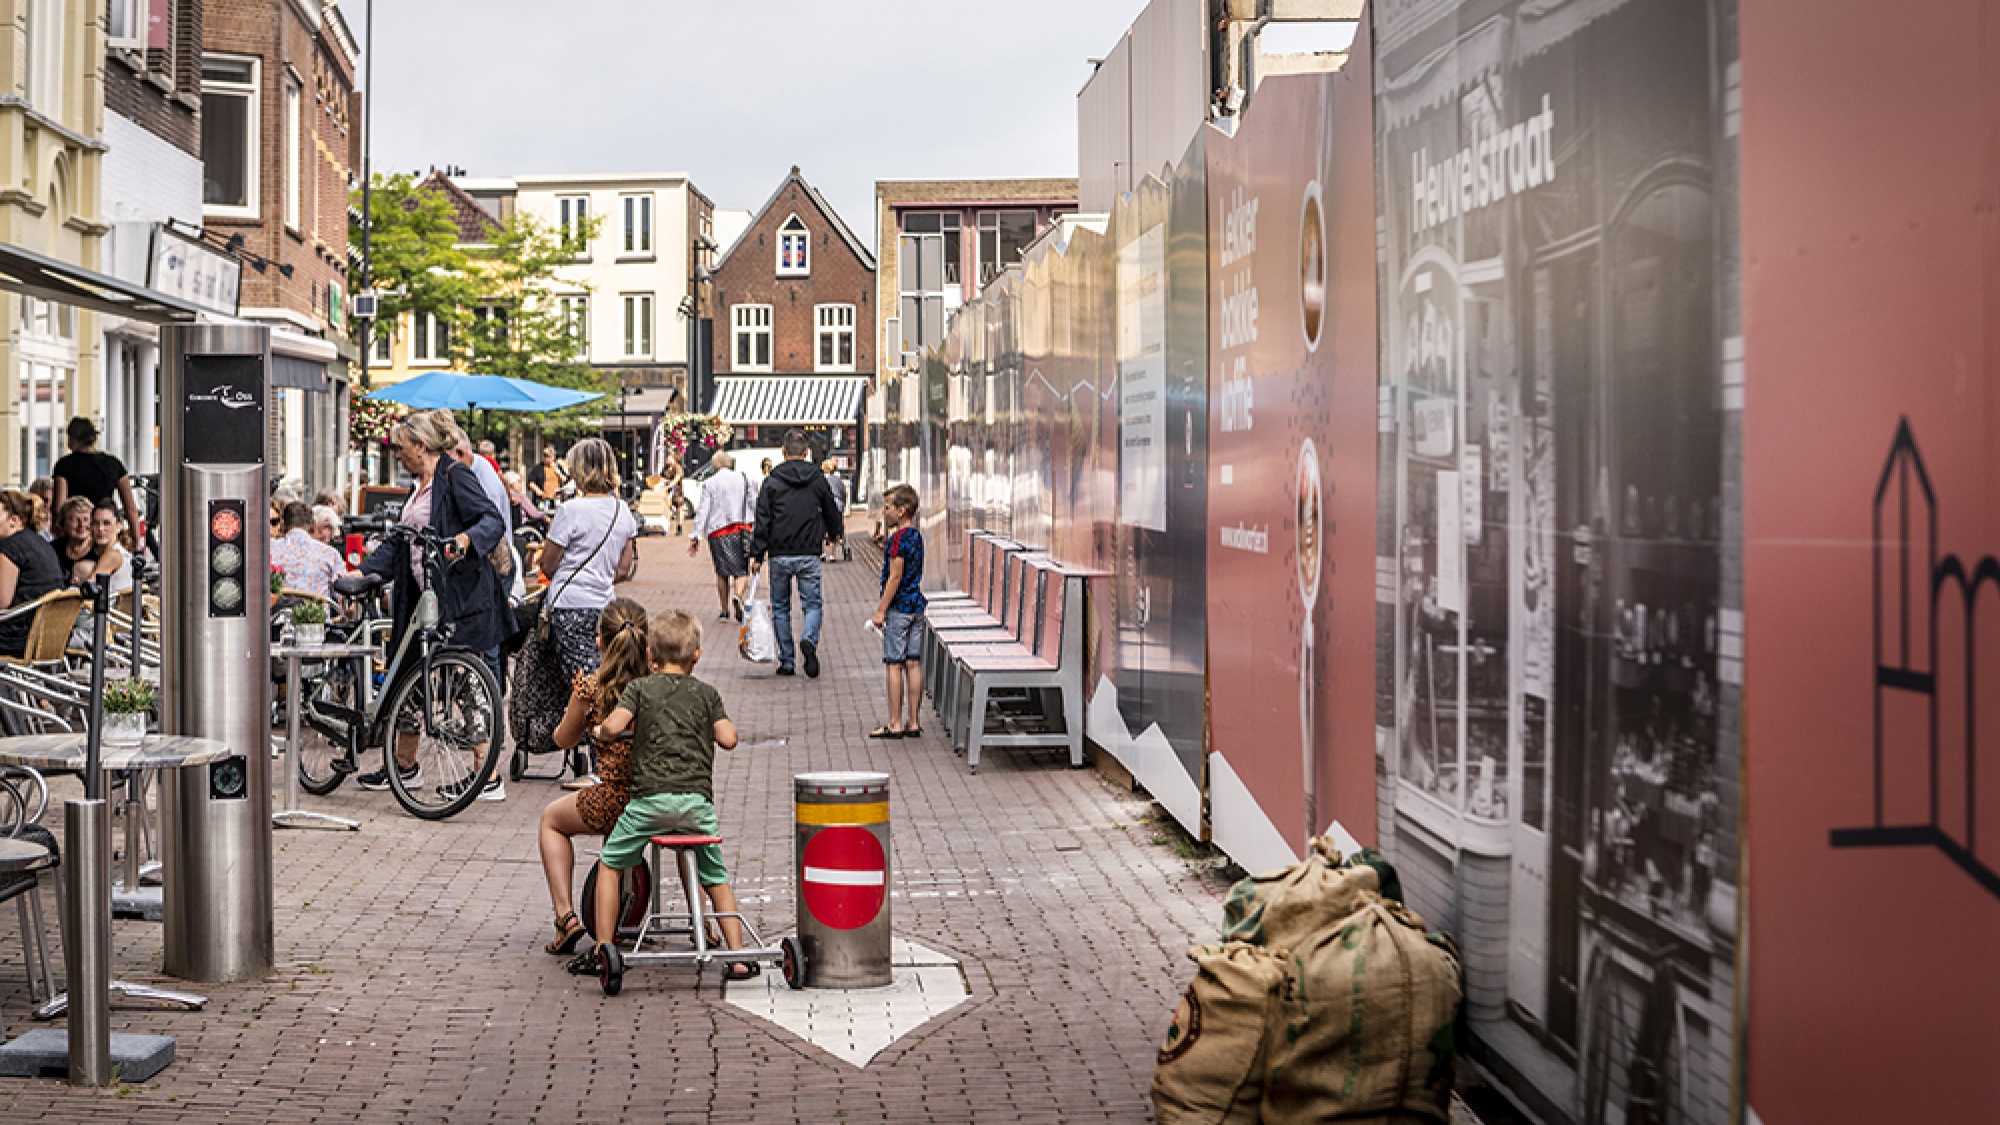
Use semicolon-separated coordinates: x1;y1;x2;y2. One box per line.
566;436;619;496
56;496;94;536
390;409;464;456
648;609;702;667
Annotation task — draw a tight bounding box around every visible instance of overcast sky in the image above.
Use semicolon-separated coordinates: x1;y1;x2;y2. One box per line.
367;0;1143;239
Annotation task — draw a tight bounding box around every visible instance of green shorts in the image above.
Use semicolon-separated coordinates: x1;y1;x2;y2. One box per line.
600;791;727;886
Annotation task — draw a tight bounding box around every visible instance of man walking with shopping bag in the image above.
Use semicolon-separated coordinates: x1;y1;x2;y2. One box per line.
748;429;843;678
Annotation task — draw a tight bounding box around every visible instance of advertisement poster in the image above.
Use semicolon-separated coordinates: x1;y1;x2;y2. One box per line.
1118;226;1168;532
1741;2;2000;1120
1203;43;1378;874
1374;0;1741;1121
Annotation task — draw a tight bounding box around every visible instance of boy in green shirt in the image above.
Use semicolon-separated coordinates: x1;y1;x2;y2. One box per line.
589;609;751;988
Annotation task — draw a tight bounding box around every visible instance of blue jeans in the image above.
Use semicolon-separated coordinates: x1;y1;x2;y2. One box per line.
766;555;823;670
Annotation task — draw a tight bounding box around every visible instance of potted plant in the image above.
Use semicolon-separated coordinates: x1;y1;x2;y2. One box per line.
291;599;329;647
101;678;155;746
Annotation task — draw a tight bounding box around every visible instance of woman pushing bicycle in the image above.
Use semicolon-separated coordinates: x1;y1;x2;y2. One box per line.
355;409;510;800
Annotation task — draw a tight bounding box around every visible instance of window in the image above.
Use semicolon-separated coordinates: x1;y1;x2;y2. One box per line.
776;215;809;276
202;55;259;216
558;195;590;258
815;304;855;372
108;0;147;49
621;194;653;256
472;304;508;347
372;326;392;364
410;310;450;363
622;293;654;358
558;295;589;356
284;73;302;230
26;0;62;115
977;210;1038;285
901;211;962;286
732;304;772;371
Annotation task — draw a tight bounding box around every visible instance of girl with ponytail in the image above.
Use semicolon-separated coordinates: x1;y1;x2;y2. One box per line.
537;597;650;956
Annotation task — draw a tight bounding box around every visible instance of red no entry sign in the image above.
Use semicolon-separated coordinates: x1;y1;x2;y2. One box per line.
801;826;886;930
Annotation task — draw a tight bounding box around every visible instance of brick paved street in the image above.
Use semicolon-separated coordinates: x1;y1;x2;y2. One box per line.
0;527;1231;1123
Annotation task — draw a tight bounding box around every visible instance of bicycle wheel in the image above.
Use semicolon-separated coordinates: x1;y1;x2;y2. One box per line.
382;650;502;820
296;661;358;796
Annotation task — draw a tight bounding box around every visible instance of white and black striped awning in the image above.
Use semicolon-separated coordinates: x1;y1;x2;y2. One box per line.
708;376;867;426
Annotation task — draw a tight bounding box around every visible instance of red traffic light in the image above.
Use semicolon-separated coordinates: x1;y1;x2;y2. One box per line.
211;508;243;542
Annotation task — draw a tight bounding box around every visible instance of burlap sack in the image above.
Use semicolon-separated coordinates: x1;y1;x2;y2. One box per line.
1259;900;1462;1125
1151;942;1291;1125
1221;838;1386;950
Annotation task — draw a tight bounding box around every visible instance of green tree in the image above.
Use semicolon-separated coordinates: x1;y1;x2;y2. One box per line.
456;210;609;440
349;173;477;356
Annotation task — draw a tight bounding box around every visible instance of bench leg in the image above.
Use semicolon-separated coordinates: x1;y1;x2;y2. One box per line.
950;663;973;755
966;679;990;774
1062;681;1084;768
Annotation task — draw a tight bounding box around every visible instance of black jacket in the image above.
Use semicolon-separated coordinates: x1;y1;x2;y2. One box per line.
362;457;508;654
749;459;842;561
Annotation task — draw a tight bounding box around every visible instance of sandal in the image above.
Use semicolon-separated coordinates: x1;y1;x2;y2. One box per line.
565;947;600;976
723;961;761;982
546;911;587;955
904;727;923;739
868;725;906;740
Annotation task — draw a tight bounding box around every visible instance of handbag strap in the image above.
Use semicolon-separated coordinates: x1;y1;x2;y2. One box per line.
542;499;620;621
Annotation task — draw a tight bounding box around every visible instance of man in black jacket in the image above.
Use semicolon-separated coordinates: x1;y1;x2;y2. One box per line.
749;429;843;677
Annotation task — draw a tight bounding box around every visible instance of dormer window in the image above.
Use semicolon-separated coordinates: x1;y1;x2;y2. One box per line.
777;214;810;277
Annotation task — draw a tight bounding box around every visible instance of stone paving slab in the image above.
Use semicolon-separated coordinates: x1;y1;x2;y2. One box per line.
0;521;1232;1122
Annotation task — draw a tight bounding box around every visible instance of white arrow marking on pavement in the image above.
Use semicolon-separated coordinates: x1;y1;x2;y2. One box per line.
803;866;885;886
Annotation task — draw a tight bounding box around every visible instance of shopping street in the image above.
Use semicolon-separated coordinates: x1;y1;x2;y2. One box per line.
0;531;1243;1123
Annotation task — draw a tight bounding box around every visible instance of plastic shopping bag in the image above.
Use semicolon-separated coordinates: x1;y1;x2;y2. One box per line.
739;574;777;663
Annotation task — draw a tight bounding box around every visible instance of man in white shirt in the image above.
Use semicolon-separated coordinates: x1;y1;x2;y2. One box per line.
687;451;755;620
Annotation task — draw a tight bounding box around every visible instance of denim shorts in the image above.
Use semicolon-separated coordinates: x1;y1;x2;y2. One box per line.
882;609;924;664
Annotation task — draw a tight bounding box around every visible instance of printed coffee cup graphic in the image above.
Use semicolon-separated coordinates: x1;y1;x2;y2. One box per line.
1300;182;1325;352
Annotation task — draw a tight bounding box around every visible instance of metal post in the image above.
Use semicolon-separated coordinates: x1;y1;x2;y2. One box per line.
159;325;275;983
357;0;374;395
65;579;115;1084
63;798;111;1086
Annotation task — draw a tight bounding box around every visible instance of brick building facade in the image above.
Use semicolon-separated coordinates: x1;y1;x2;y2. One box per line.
202;0;357;489
706;168;874;469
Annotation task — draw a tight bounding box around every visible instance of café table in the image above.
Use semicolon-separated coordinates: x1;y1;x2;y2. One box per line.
270;641;377;832
0;734;223;1020
0;836;55;1031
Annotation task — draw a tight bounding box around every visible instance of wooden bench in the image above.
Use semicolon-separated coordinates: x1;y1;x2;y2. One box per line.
933;554;1088;774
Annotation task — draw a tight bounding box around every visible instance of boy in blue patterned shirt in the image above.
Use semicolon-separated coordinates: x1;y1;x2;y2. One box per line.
868;484;926;738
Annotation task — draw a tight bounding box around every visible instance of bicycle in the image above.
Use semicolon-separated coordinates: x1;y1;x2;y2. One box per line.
290;524;504;820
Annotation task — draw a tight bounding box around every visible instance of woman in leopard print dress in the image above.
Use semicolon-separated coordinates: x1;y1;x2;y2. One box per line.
537;598;648;955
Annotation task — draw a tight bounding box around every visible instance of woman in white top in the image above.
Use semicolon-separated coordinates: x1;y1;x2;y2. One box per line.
536;438;638;784
86;503;135;598
67;501;137;650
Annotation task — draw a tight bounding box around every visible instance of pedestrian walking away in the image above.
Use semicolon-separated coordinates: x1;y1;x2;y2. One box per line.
537;438;640;785
688;450;754;622
748;429;842;679
820;459;849;562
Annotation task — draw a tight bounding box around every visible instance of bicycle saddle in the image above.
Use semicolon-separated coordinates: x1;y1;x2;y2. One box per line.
332;572;387;597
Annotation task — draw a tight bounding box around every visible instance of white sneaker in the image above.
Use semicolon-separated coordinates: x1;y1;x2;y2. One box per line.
479;779;506;801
